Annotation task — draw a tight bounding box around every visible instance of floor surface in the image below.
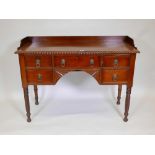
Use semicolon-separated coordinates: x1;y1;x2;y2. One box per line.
0;82;154;135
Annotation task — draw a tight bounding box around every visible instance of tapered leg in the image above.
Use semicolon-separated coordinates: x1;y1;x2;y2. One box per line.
123;86;132;122
23;87;31;122
117;85;122;105
34;85;39;105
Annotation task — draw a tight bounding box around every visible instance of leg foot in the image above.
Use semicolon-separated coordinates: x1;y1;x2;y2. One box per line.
117;101;120;105
35;101;39;105
26;113;31;122
123;117;128;122
23;87;31;122
123;86;132;122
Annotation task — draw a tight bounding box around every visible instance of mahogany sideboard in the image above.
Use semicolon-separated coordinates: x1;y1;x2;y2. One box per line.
15;36;139;122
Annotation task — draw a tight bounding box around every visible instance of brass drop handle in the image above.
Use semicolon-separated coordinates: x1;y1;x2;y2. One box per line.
36;59;40;68
112;74;118;81
37;73;42;81
114;58;118;66
61;58;65;67
90;58;94;65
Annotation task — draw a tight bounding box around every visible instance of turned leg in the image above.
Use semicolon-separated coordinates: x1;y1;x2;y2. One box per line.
34;85;39;105
23;87;31;122
123;86;132;122
117;85;122;105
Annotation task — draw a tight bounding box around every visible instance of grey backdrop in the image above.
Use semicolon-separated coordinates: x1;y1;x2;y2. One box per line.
0;20;154;134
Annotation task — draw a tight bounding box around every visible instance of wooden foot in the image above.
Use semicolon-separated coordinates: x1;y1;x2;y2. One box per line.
117;85;122;105
123;117;128;122
23;87;31;122
34;85;39;105
27;113;31;122
123;86;132;122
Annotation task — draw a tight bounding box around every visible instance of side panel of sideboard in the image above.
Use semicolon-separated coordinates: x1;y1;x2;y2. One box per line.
19;54;28;88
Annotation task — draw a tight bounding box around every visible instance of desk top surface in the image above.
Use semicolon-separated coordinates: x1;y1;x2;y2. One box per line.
16;36;139;54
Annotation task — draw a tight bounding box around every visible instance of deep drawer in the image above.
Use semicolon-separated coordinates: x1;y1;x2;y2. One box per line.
102;69;129;83
27;69;53;84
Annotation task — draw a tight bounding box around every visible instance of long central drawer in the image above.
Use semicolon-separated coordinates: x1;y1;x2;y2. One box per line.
54;55;100;68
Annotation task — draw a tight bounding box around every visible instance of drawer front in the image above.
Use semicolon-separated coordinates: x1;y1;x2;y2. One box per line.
54;55;99;68
102;69;129;83
78;55;99;68
102;55;130;67
54;56;78;68
25;55;52;68
27;70;53;84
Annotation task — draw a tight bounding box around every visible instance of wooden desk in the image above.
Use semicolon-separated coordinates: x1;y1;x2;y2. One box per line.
15;36;139;122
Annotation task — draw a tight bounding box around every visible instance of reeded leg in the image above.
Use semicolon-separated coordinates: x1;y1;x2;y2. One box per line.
123;86;132;122
34;85;39;105
117;85;122;105
23;87;31;122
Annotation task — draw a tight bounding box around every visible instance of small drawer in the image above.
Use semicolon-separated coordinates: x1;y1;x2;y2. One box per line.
54;55;99;68
27;70;53;84
101;55;130;67
78;55;100;68
102;69;129;83
25;55;52;68
54;56;78;68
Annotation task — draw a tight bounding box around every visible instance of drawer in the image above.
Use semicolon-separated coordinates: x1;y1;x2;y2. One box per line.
101;55;130;67
54;55;78;68
54;55;99;68
78;55;100;68
27;70;53;84
25;55;52;68
102;69;129;83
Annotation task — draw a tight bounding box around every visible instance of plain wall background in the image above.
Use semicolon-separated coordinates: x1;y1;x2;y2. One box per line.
0;19;155;134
